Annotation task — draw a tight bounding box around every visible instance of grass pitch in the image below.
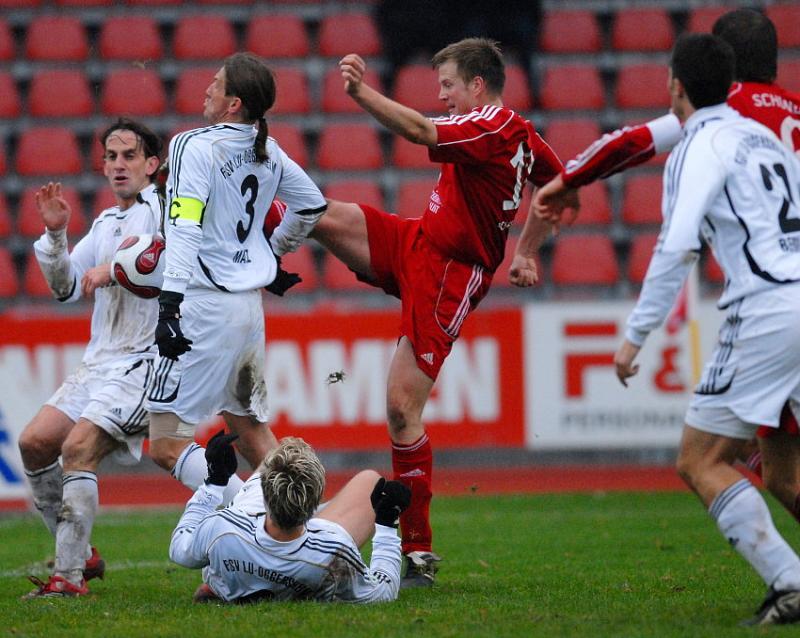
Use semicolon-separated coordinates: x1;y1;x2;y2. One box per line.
1;491;797;637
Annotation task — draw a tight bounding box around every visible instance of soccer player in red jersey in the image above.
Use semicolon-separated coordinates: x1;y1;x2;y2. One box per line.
532;9;800;524
311;38;563;586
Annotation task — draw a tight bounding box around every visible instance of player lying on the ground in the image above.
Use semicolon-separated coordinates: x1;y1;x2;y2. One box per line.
169;433;411;603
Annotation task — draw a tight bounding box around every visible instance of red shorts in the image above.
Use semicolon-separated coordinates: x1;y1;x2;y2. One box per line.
756;403;800;438
358;204;492;379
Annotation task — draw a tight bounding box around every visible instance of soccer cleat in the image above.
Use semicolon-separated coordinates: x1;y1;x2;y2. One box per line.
193;583;222;603
83;546;106;581
400;551;442;589
742;588;800;626
22;575;89;599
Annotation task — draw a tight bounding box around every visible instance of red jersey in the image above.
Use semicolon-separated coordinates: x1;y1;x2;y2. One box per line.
422;105;561;271
562;81;800;188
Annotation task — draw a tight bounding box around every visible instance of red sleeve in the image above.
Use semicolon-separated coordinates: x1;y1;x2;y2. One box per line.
528;133;563;187
429;108;518;165
561;125;656;188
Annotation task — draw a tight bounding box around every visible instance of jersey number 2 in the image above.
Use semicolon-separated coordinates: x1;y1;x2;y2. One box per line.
760;162;800;233
237;174;258;243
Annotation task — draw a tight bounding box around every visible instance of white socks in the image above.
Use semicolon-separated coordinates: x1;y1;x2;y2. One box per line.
25;461;63;537
172;442;244;504
55;471;97;585
711;479;800;591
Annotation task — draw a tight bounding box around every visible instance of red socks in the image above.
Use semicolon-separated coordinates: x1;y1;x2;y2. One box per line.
392;433;433;554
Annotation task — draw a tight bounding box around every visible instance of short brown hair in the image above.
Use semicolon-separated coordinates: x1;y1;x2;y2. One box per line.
431;37;505;96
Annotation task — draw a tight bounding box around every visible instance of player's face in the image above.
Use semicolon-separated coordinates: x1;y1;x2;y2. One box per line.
204;67;235;124
437;61;478;115
103;130;158;210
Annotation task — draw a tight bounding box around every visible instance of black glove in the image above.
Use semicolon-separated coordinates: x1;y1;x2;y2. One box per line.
205;430;239;486
155;291;193;360
264;258;302;297
370;478;411;528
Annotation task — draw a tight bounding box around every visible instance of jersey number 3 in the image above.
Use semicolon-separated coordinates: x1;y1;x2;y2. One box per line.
237;174;258;243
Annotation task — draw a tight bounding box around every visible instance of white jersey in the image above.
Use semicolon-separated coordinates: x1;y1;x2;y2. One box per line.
162;123;326;295
33;184;162;367
626;104;800;345
169;482;402;603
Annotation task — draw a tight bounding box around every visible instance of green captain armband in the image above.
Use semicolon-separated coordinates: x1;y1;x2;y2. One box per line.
169;197;204;224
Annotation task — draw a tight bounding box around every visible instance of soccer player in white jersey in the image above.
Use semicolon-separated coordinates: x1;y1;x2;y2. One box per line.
145;54;326;500
170;434;410;603
19;119;163;598
613;34;800;625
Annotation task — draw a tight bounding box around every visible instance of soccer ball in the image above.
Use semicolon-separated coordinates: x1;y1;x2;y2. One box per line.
111;233;165;299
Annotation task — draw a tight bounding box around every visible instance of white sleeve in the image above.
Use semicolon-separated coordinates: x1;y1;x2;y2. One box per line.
169;483;225;569
162;135;209;294
646;113;682;154
625;247;698;346
343;524;402;603
269;149;327;257
33;227;96;302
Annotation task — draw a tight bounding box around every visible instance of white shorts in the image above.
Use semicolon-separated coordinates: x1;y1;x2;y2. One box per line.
686;288;800;439
47;355;153;465
145;289;270;426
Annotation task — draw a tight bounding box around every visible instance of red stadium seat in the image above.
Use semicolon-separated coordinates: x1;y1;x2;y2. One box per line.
615;64;671;110
0;0;41;6
126;0;180;5
544;118;602;165
174;66;217;115
101;69;166;116
767;4;800;48
29;70;93;118
17;186;86;238
94;187;117;213
25;16;88;61
539;65;604;111
278;245;317;292
702;249;724;284
779;60;800;95
196;0;253;4
391;137;431;169
317;124;382;170
540;10;602;54
321;67;381;113
392;64;443;114
551;234;619;286
395;177;437;218
504;65;533;112
0;19;13;61
245;14;309;59
622;173;663;226
627;232;658;284
23;252;54;298
0;247;19;298
57;0;112;4
0;141;5;176
321;252;373;291
0;72;20;118
16;128;82;176
573;181;612;227
323;179;384;209
686;6;728;33
0;193;11;237
492;234;544;289
611;8;674;51
318;13;381;57
270;67;310;115
173;15;236;60
99;16;162;61
269;122;308;168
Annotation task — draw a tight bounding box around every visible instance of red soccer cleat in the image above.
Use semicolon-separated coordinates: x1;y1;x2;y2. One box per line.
83;546;105;581
193;583;221;603
23;575;89;599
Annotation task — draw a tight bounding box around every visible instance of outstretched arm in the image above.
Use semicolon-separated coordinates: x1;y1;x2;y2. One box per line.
341;54;437;147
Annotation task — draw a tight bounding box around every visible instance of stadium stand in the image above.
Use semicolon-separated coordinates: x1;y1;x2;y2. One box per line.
767;4;800;48
503;65;533;112
0;142;5;176
539;10;602;54
551;234;619;286
321;252;374;291
622;173;664;226
572;181;613;227
173;15;236;60
174;66;219;115
779;59;800;94
16;128;82;176
0;194;11;238
245;14;310;59
101;69;166;116
0;247;19;298
25;16;88;61
99;16;163;61
626;232;658;284
270;67;311;115
17;187;86;238
317;123;382;170
29;70;93;118
686;6;728;33
23;252;54;298
318;12;381;57
543;118;602;166
323;179;385;210
611;8;674;52
0;19;13;61
491;234;545;289
321;67;382;113
391;136;432;170
539;65;604;111
392;64;443;114
270;122;308;168
395;177;437;218
0;72;21;118
615;64;671;110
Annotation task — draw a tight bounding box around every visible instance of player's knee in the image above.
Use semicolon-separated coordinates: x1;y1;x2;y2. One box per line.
386;402;410;437
18;425;60;469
